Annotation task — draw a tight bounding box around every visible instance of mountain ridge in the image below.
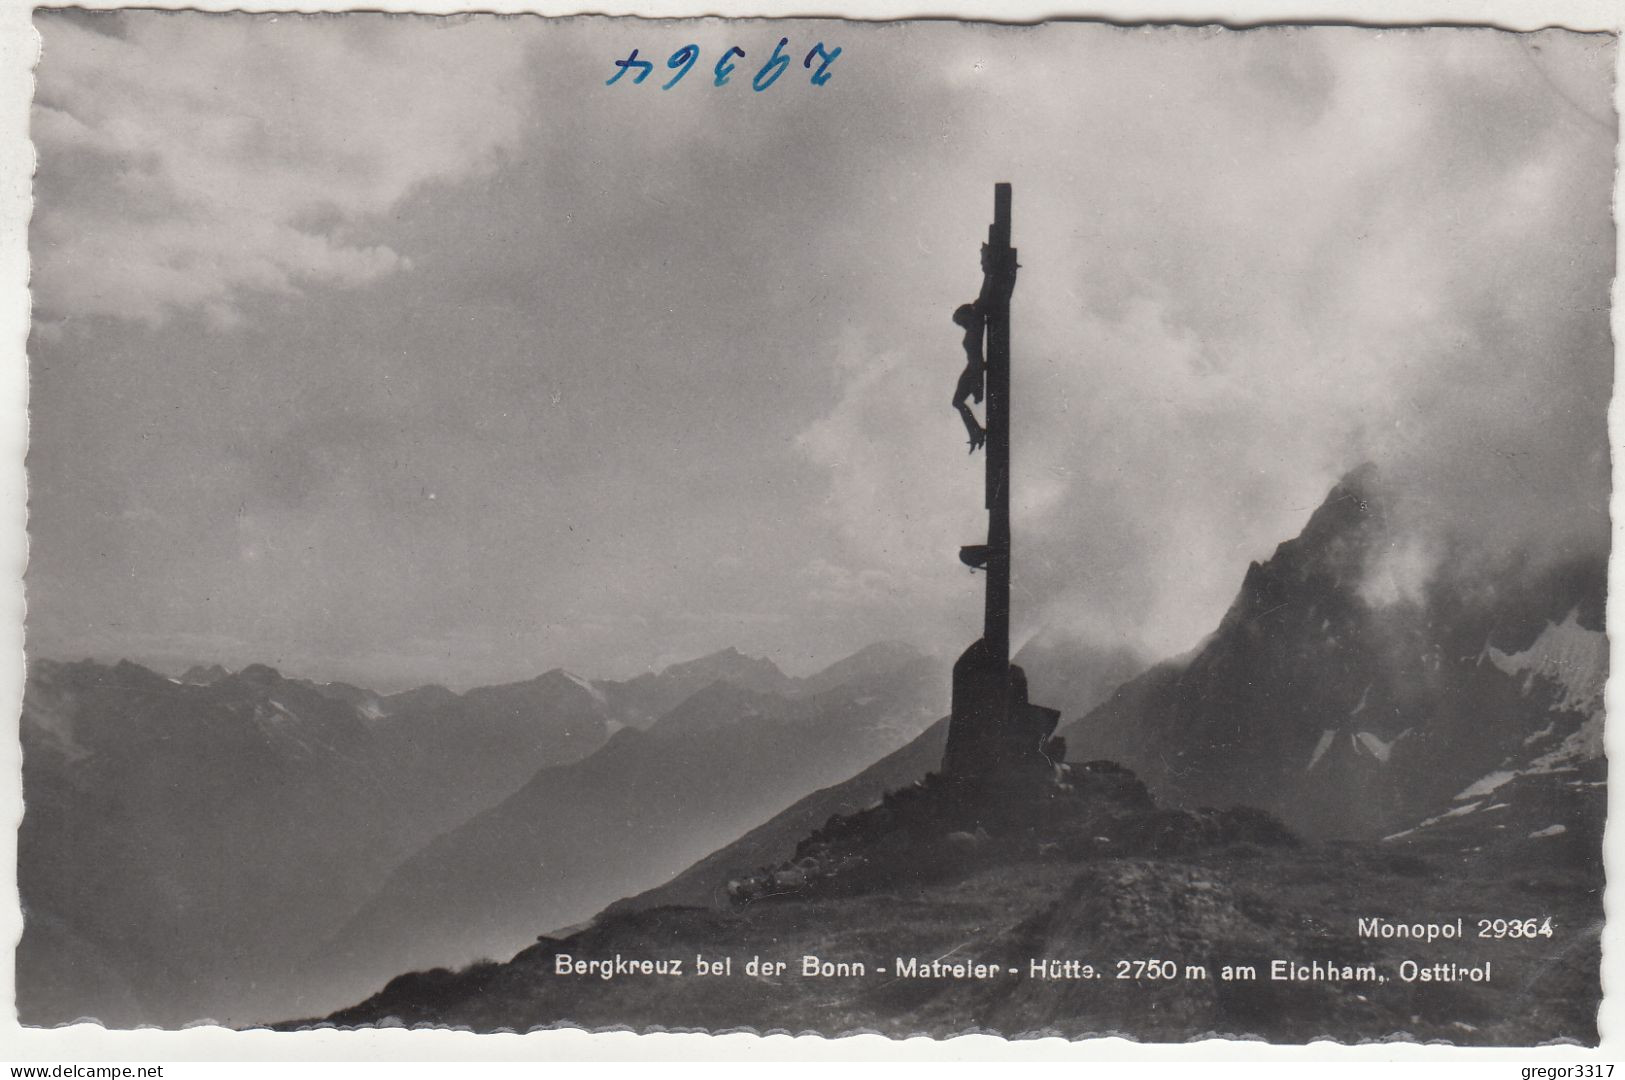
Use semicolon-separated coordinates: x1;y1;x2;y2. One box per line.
18;639;944;1026
303;648;950;1014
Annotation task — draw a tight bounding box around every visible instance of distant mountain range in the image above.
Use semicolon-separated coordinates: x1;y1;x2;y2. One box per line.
16;641;962;1026
22;657;420;1028
307;646;951;1012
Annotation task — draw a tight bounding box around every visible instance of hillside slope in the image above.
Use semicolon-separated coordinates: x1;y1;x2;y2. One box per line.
308;654;948;1015
596;630;1150;919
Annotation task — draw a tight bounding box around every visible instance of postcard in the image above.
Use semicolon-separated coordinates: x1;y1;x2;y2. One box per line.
11;6;1616;1052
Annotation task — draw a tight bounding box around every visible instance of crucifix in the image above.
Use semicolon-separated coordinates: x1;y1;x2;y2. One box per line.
942;183;1060;785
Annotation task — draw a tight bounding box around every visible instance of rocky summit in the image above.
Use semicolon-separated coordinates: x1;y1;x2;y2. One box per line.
296;753;1600;1043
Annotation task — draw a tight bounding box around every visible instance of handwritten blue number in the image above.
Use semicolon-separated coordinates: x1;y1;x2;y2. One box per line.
663;44;699;89
606;49;653;86
803;43;842;86
752;37;790;92
714;46;745;87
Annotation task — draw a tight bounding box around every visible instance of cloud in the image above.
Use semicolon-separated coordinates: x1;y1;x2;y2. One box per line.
1359;532;1445;609
23;20;1615;687
30;12;535;327
794;26;1614;659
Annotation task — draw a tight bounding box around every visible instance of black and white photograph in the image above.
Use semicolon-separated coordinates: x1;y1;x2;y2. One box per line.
9;5;1616;1052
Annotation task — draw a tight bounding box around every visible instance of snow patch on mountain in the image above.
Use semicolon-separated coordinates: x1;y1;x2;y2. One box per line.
1444;615;1606;807
1306;729;1336;771
1486;609;1606;717
1354;730;1407;763
1523;720;1556;745
1455;770;1517;801
1527;712;1604;772
561;669;608;706
1384;799;1483;841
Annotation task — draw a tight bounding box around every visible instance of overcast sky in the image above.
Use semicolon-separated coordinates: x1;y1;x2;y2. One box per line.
25;14;1615;689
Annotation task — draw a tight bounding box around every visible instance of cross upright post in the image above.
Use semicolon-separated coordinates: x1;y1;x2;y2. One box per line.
983;183;1014;668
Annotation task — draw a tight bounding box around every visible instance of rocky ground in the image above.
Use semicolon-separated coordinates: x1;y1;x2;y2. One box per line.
293;761;1602;1044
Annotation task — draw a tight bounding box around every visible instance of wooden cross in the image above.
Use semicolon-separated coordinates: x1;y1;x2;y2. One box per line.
942;183;1056;787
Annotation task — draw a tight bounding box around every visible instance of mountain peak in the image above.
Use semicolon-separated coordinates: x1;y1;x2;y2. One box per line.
180;663;232;686
656;647;794;693
1293;462;1384;551
840;640;923;663
1229;463;1389;613
113;658;160;678
234;663;286;686
664;645;748;669
527;667;609;706
797;641;930;697
1070;465;1607;842
1337;459;1380;493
